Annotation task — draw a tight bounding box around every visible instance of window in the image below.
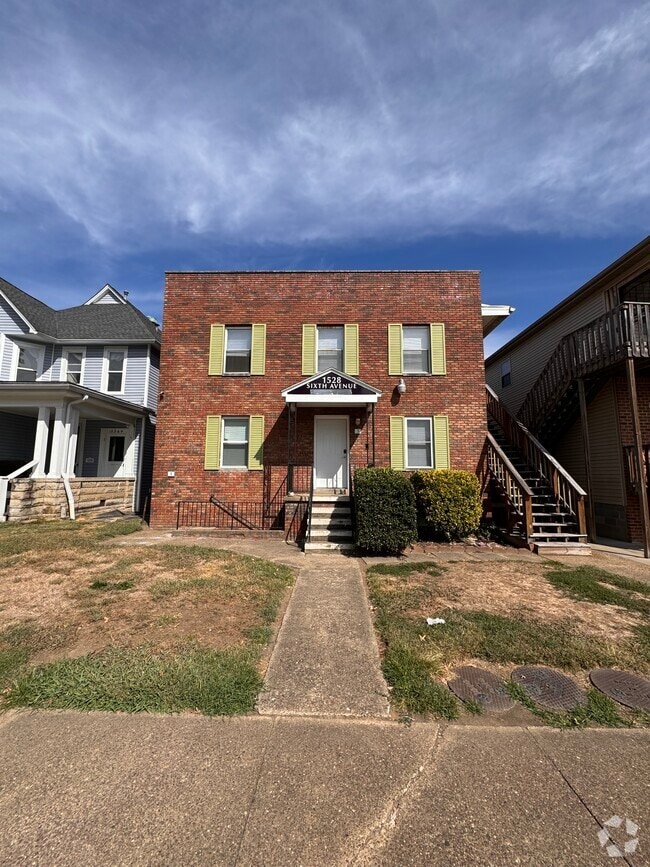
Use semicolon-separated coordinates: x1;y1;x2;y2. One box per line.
317;326;344;372
221;417;249;468
224;326;252;374
406;418;433;468
501;359;511;388
63;349;84;384
403;326;430;374
105;348;126;392
108;436;125;463
15;344;43;382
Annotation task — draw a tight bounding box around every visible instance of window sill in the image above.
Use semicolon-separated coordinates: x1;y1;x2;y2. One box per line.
218;467;249;472
222;373;252;377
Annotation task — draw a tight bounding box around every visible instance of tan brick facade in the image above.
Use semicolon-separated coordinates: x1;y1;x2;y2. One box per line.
151;272;487;528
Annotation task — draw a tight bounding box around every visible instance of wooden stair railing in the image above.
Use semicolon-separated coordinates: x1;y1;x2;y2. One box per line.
487;385;588;538
480;432;534;543
518;302;650;433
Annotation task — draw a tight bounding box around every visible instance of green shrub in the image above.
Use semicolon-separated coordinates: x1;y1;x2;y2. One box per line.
353;467;417;555
411;470;482;541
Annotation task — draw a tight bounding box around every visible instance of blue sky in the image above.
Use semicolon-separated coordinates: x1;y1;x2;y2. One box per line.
1;0;648;356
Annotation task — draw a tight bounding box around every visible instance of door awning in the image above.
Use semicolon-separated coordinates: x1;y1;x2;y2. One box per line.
282;369;382;405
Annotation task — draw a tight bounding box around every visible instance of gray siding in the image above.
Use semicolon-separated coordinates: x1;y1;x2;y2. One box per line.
0;295;29;334
80;420;129;477
486;291;606;415
0;411;36;472
83;346;104;390
123;345;147;405
147;349;159;411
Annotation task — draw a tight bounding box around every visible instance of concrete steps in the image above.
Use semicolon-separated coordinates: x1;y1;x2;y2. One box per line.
305;496;355;553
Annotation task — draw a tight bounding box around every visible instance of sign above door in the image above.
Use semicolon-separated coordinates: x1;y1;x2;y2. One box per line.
282;368;382;404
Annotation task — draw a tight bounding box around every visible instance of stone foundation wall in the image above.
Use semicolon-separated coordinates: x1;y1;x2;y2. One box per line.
6;477;135;522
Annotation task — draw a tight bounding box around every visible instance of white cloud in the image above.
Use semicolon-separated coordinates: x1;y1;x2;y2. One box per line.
0;0;648;253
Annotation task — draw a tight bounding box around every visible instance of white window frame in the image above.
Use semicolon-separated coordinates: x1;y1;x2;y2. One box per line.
224;326;252;375
402;326;431;375
501;359;511;388
61;347;86;385
317;325;345;372
220;416;250;469
405;417;433;469
102;346;128;394
12;341;45;382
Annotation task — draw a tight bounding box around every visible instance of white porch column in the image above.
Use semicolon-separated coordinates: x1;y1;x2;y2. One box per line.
65;408;81;476
47;404;67;477
32;407;51;477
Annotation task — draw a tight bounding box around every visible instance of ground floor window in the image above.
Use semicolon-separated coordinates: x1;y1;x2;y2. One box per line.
406;417;433;468
222;417;249;468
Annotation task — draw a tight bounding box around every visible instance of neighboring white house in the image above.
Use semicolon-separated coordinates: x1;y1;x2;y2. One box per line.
0;279;160;521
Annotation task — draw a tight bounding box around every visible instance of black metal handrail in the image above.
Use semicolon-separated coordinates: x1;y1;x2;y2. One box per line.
209;495;259;529
305;464;315;545
349;460;357;543
176;499;283;531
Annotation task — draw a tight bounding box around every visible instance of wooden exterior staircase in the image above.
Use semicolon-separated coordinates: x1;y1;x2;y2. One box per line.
483;387;590;555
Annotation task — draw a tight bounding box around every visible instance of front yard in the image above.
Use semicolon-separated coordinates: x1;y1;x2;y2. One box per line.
0;520;293;714
367;553;650;726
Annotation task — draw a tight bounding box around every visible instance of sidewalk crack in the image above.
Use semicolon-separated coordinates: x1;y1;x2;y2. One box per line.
232;717;277;867
348;724;447;866
525;728;636;867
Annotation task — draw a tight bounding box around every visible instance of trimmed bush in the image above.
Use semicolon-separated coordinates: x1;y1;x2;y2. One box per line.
411;470;482;541
354;468;417;555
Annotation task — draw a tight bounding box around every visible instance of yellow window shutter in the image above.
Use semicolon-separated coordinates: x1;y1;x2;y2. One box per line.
388;324;403;375
208;324;225;376
430;324;446;375
302;324;317;375
248;415;264;470
344;324;359;375
390;416;405;470
204;416;222;469
433;415;450;468
251;324;266;375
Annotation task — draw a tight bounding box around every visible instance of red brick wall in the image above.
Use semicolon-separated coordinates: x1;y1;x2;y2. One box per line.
614;371;650;543
150;272;487;527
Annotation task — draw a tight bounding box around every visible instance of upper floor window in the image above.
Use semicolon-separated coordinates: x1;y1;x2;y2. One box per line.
501;359;511;388
317;326;344;372
15;343;44;382
225;326;252;374
63;348;84;384
403;326;430;374
104;348;126;393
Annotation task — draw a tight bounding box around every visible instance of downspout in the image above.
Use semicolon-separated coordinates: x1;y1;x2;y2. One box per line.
62;394;89;520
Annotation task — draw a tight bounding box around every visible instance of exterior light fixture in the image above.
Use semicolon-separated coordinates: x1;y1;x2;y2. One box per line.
397;378;406;395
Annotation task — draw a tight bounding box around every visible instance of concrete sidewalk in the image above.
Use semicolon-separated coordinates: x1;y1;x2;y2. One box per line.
257;555;390;718
1;710;648;866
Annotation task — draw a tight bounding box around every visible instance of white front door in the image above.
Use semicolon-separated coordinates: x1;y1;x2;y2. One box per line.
98;426;134;477
314;416;348;489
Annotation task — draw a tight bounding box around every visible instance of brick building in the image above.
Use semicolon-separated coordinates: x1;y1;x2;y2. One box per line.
150;271;511;543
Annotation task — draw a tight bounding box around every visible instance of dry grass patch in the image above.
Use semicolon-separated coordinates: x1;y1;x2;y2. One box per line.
0;520;294;715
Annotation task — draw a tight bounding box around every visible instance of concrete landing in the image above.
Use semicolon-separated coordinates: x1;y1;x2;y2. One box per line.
257;556;390;718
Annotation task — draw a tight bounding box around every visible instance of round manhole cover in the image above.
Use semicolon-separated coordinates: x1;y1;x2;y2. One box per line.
590;669;650;711
447;666;515;712
511;666;587;711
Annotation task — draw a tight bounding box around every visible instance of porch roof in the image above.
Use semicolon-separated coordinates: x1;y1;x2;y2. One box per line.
281;369;382;406
0;383;148;424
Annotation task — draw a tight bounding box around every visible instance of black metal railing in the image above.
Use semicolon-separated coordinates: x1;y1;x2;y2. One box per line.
285;500;308;543
349;460;357;543
176;499;283;531
305;464;315;545
287;463;312;494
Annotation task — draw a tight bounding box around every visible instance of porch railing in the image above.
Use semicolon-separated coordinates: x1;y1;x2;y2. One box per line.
480;433;534;542
0;459;39;522
487;385;587;535
305;463;315;545
518;302;650;433
176;499;283;531
287;463;312;494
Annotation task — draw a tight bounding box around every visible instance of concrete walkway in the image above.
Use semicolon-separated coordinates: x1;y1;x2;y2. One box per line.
1;710;648;867
257;555;390;717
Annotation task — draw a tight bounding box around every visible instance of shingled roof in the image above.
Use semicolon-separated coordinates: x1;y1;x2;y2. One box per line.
0;278;160;343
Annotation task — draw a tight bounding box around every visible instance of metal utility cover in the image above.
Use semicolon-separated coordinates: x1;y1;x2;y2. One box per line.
511;666;587;711
447;666;515;712
590;668;650;710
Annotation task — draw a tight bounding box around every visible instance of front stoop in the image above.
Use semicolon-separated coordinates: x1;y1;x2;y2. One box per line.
305;495;355;553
